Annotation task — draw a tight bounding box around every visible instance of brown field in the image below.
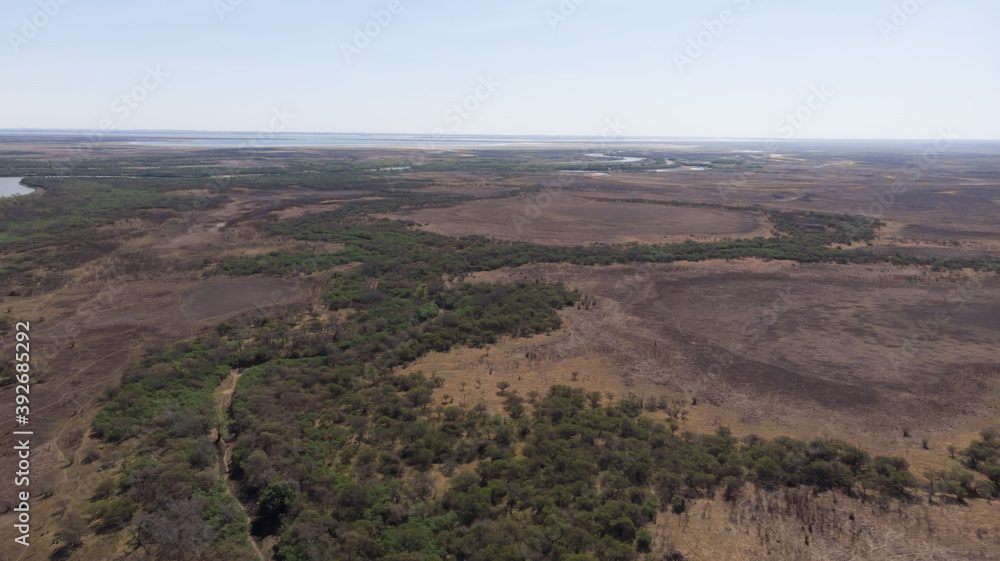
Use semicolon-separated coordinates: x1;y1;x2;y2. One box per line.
411;258;1000;559
444;261;1000;441
386;195;766;245
409;259;1000;502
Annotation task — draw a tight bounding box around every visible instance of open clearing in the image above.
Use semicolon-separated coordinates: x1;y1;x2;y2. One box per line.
386;195;764;245
422;260;1000;445
180;277;309;321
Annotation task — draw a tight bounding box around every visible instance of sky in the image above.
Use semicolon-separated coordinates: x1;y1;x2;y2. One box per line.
1;0;998;139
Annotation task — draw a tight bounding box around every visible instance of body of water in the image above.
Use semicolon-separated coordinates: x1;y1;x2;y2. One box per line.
0;177;32;197
0;131;706;149
585;153;646;163
132;133;516;148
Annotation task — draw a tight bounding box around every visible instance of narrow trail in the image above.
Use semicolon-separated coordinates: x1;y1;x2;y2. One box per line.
213;369;267;561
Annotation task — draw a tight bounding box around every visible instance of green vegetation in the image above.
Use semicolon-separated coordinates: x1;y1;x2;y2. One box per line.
0;176;218;291
4;154;996;296
4;151;992;559
218;192;1000;278
218;206;885;282
90;187;997;558
94;321;962;561
91;340;230;443
233;376;924;561
4;176;214;244
961;430;1000;498
87;340;255;560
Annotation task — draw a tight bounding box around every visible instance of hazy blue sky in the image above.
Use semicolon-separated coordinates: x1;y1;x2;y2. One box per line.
2;0;998;139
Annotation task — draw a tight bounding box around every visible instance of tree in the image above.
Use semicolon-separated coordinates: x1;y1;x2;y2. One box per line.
636;528;652;552
980;462;1000;497
136;498;215;560
87;497;138;533
259;480;297;519
54;513;90;557
753;457;784;490
503;393;526;419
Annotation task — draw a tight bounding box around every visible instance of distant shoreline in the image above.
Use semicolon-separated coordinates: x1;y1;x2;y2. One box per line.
3;130;999;147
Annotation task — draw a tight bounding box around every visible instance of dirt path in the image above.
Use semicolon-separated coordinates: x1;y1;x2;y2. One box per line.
214;369;267;561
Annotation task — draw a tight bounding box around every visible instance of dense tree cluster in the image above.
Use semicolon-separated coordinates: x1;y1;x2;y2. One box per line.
4;176;214;243
961;430;1000;498
88;340;256;560
0;176;222;291
89;261;969;561
220;200;998;280
93;332;935;561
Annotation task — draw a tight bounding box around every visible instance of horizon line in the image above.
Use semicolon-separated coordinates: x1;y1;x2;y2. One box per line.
1;128;997;143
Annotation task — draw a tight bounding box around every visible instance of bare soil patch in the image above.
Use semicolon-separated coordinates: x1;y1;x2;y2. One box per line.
180;277;309;322
386;196;761;245
154;188;366;253
448;261;1000;443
